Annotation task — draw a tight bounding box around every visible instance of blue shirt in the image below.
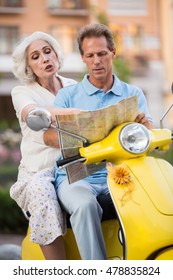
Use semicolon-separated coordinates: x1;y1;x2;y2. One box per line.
54;74;152;187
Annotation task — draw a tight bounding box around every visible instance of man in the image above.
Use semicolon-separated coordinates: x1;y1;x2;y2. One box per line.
54;23;154;260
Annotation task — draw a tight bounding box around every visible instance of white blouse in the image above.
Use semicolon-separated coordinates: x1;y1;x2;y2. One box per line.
11;75;77;172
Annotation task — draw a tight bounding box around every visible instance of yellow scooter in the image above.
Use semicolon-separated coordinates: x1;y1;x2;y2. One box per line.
22;100;173;260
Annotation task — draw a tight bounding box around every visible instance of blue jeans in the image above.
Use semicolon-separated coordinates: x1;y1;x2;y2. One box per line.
56;179;110;260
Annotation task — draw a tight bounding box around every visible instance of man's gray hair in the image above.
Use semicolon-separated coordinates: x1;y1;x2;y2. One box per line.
12;31;64;84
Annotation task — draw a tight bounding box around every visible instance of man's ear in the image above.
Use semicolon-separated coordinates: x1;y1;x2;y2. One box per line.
112;48;116;58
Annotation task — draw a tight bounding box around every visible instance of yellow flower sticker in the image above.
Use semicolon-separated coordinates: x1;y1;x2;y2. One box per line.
107;163;137;206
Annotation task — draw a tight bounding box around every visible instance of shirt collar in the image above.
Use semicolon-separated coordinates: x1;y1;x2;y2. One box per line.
82;74;122;96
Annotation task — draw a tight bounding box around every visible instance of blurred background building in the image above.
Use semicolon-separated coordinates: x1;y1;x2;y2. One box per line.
0;0;173;128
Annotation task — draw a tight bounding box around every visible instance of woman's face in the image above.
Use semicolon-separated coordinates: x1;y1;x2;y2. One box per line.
27;39;59;80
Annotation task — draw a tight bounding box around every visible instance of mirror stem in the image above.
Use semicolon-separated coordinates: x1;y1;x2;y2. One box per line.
51;124;88;146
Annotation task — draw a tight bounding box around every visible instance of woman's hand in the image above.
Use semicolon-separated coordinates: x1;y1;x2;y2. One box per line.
43;108;81;147
43;128;60;148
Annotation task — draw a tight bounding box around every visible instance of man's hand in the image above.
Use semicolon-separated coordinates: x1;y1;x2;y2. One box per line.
135;113;155;129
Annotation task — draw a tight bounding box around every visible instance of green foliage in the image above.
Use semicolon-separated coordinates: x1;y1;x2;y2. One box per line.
0;163;26;234
0;120;9;130
164;144;173;164
0;119;20;131
96;12;109;26
0;164;18;188
0;187;28;234
10;120;21;131
150;143;173;166
113;56;132;83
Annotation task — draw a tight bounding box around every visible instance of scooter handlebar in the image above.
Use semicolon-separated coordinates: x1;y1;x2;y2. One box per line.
56;154;85;169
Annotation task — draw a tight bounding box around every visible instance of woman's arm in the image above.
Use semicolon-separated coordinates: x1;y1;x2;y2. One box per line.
22;105;80;148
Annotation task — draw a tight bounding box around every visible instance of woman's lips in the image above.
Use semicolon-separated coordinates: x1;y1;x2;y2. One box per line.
45;64;53;70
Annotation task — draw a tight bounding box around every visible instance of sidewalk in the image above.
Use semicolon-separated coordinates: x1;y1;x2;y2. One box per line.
0;234;25;260
0;234;24;246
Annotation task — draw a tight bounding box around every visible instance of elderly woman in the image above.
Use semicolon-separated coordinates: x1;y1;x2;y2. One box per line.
10;31;78;259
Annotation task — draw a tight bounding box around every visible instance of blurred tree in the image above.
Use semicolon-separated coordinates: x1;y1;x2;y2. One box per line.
0;187;27;234
97;11;109;26
112;56;132;83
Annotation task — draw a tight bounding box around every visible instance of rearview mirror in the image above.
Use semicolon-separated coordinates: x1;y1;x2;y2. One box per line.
26;108;51;131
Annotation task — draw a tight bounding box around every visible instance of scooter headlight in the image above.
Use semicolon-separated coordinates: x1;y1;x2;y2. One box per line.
120;123;151;154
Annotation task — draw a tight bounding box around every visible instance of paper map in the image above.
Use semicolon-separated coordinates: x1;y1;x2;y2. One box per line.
55;95;138;184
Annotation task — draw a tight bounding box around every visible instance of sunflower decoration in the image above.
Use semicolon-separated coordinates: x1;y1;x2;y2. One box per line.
106;162;132;185
106;163;136;206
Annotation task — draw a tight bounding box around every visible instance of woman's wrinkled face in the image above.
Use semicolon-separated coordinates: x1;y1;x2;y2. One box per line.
27;39;59;80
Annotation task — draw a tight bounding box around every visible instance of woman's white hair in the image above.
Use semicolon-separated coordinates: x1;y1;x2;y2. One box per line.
12;31;64;84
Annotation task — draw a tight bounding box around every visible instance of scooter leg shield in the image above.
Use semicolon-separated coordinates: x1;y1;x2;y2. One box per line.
107;157;173;260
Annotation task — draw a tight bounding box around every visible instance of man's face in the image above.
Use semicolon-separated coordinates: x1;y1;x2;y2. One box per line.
81;36;115;85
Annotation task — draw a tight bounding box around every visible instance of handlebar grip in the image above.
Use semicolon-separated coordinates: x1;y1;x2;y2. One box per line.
56;154;85;168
